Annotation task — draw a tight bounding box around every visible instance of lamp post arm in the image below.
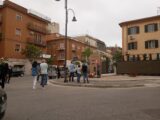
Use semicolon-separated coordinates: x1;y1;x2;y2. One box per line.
67;8;76;17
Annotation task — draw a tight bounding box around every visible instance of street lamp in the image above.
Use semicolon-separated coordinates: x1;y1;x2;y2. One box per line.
55;0;77;82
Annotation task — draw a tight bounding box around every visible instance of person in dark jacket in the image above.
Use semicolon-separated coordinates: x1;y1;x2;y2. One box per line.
57;66;61;79
82;62;89;83
32;61;38;89
0;58;9;89
6;65;12;83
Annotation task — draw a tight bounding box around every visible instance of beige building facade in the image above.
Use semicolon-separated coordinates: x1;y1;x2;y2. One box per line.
120;15;160;61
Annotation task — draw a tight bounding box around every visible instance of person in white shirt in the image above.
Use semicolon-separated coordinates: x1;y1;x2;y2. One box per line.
76;65;81;83
40;59;48;88
69;61;75;82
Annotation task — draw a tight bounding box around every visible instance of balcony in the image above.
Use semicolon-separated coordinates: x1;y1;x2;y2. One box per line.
0;33;2;40
27;37;46;47
57;56;65;61
72;47;77;52
57;47;65;51
27;23;50;34
0;15;2;24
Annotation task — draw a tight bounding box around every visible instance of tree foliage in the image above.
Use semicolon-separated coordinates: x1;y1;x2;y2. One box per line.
82;47;93;59
112;50;122;63
22;44;42;61
46;57;54;65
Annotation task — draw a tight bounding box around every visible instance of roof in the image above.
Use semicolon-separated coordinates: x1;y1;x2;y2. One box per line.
119;15;160;27
1;0;51;23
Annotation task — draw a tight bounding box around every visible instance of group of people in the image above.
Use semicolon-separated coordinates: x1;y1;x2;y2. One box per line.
0;58;12;89
31;60;89;89
68;61;89;83
31;59;48;89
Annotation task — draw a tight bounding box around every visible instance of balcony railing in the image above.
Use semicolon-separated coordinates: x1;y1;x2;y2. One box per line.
72;47;77;52
27;23;50;34
27;37;46;47
0;33;2;40
0;15;2;24
57;47;65;51
57;56;65;61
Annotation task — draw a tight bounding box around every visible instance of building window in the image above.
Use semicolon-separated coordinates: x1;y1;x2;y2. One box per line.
60;43;64;49
77;46;80;50
36;34;42;43
157;53;160;60
15;44;21;52
128;42;137;50
15;28;21;36
128;26;139;35
145;40;158;49
59;53;65;59
145;23;158;33
16;14;22;21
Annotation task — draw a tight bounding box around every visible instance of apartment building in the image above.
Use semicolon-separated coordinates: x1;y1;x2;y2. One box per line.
73;34;97;48
0;0;52;74
119;15;160;61
74;35;111;74
46;33;97;66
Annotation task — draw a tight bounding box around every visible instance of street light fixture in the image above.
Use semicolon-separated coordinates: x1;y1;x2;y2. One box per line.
55;0;77;82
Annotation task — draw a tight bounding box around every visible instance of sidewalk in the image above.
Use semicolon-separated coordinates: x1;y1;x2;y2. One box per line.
49;74;160;88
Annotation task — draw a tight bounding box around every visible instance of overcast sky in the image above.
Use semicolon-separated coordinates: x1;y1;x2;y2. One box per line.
11;0;160;47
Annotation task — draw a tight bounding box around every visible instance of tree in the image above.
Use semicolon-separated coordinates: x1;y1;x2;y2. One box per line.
22;44;42;61
46;57;54;65
82;47;93;62
112;50;122;63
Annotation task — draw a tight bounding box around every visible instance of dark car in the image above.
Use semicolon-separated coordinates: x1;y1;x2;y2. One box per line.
12;65;24;77
12;70;24;77
0;89;7;120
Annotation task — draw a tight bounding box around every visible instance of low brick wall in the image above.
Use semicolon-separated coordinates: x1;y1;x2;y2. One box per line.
117;61;160;75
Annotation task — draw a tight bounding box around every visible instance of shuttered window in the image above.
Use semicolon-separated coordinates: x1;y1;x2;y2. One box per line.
128;42;137;50
145;40;159;49
128;26;139;35
145;23;158;33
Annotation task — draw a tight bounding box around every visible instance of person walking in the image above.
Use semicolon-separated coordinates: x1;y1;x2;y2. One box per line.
32;61;38;89
68;61;75;82
6;65;12;83
57;66;61;79
40;59;48;88
36;63;41;82
76;65;81;83
82;62;89;83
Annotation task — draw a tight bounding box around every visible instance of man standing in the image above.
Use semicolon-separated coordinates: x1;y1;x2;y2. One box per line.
82;62;89;83
69;61;75;82
40;59;48;88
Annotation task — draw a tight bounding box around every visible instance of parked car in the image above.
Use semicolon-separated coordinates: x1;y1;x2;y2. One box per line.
0;89;7;120
12;65;24;77
48;66;57;79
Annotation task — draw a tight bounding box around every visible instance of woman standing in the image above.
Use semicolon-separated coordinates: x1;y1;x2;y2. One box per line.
32;61;38;89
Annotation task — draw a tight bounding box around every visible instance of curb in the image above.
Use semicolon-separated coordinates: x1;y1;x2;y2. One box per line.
49;81;145;88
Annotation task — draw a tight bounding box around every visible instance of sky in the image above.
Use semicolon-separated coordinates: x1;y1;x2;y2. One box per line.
9;0;160;47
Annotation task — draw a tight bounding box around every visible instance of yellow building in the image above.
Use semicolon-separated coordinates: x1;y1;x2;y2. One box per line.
119;15;160;61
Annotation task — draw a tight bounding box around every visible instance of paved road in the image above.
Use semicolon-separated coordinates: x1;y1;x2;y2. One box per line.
3;76;160;120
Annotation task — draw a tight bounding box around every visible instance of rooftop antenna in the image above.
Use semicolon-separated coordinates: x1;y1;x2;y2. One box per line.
157;7;160;15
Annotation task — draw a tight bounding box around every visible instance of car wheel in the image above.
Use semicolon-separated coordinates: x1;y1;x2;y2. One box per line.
20;74;24;77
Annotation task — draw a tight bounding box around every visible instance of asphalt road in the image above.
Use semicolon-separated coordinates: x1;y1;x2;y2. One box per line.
3;76;160;120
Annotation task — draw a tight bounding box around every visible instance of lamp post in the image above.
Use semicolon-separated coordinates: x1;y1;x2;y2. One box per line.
55;0;77;82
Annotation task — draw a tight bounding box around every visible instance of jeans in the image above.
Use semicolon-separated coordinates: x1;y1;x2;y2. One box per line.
41;74;47;87
77;73;81;83
83;72;89;83
69;72;74;82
